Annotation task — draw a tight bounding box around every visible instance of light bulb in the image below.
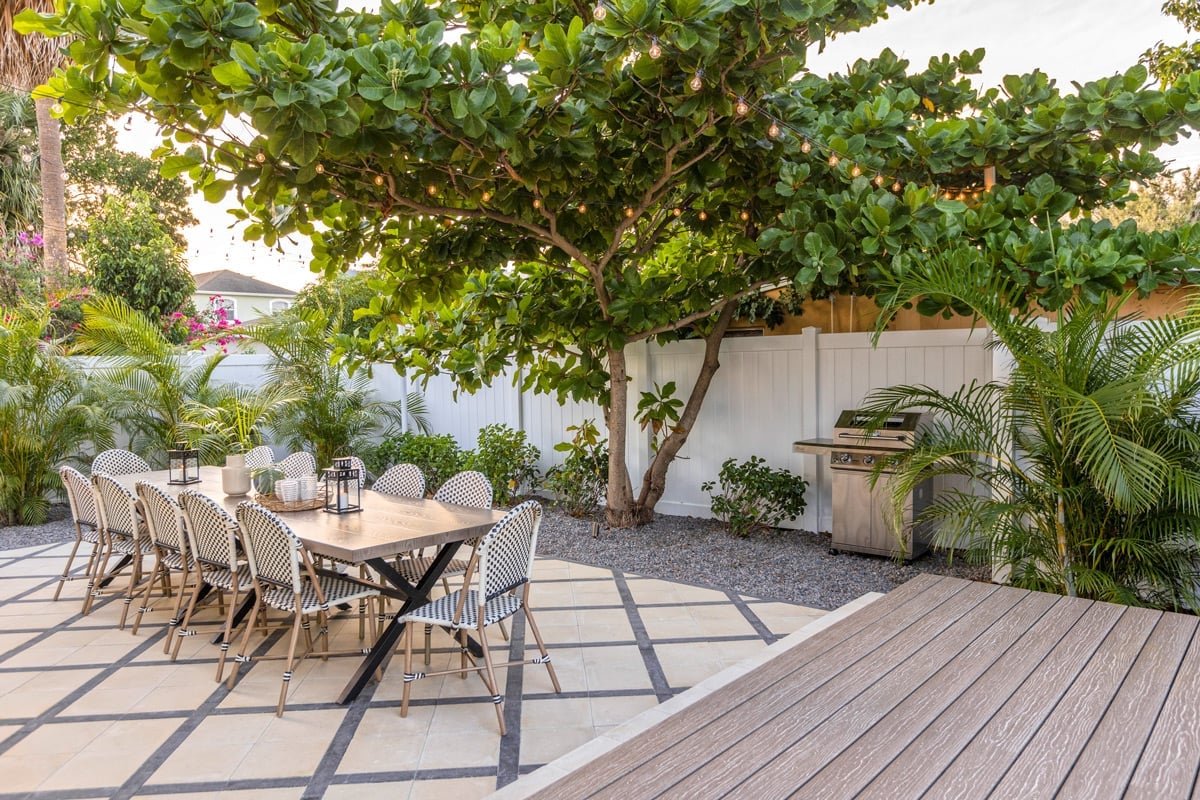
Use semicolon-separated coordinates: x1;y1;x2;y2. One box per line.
800;140;812;154
373;174;385;186
672;207;682;217
872;173;884;187
532;197;542;209
689;72;704;91
624;207;634;218
738;210;750;222
892;181;902;192
828;154;839;167
427;184;438;196
577;203;587;214
735;97;750;116
593;2;607;20
767;120;781;139
255;152;267;163
314;163;325;174
443;218;454;227
698;210;708;221
648;38;662;59
850;163;862;178
481;191;491;203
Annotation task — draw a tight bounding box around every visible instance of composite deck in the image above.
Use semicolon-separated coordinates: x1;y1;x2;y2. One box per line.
510;573;1200;799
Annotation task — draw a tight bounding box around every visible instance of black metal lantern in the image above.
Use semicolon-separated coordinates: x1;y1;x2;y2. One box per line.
323;456;361;514
167;441;200;485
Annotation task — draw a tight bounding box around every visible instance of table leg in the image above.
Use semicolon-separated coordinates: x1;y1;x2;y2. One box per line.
338;541;470;704
96;554;133;589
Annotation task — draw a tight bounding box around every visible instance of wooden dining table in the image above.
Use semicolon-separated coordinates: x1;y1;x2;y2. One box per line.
114;465;505;703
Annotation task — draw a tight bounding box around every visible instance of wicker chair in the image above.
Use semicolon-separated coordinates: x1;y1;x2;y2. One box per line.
90;473;158;627
276;451;317;479
243;445;276;471
399;500;560;734
177;490;255;676
372;463;426;499
228;501;383;715
91;449;151;476
55;466;104;606
132;482;196;638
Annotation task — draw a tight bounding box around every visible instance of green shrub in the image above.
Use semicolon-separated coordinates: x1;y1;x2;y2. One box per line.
367;432;466;495
543;419;608;517
465;423;541;506
701;456;808;537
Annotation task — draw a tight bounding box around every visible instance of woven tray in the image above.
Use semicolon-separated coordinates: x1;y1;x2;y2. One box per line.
254;493;325;512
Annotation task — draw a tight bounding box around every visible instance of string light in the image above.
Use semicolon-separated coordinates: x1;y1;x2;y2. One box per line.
828;154;839;167
577;203;587;214
872;173;884;187
373;174;384;186
800;140;812;154
255;152;267;163
427;184;438;196
698;210;708;221
672;207;682;217
648;37;662;59
481;190;492;203
689;70;704;92
850;163;862;178
624;207;635;218
892;181;902;192
738;210;750;221
593;1;607;20
532;197;542;209
735;97;750;117
767;120;781;139
314;163;325;174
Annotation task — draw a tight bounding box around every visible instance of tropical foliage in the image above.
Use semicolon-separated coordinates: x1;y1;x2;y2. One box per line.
0;90;39;238
862;247;1200;611
544;419;609;517
465;423;540;506
0;300;111;524
19;0;1200;525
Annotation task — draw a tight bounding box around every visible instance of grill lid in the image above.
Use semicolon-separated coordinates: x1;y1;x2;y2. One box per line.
831;409;921;450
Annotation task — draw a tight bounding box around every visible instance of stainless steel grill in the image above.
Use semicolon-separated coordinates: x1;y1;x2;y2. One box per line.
795;409;931;560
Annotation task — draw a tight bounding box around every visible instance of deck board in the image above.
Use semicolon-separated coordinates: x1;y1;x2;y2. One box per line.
516;575;1200;800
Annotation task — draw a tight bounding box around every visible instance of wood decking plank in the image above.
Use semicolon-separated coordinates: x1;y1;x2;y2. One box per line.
528;574;963;800
855;593;1093;799
1058;611;1197;799
785;587;1060;799
1126;613;1200;799
603;581;1002;800
734;583;1037;799
921;599;1127;799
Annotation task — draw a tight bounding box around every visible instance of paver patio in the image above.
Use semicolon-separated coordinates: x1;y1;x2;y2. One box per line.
0;538;824;799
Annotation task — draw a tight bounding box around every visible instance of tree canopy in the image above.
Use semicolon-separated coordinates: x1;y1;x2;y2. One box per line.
19;0;1200;524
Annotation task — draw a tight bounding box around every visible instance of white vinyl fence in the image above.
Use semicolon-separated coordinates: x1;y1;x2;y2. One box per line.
82;326;995;532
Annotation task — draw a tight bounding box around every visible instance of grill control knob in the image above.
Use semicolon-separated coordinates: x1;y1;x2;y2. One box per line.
836;452;852;464
863;455;875;466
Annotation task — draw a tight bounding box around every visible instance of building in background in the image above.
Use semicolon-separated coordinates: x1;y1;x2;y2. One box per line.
191;269;297;323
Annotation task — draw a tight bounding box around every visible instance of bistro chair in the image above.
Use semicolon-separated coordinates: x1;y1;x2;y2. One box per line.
399;500;560;735
397;470;495;660
91;449;151;476
55;465;104;605
132;482;196;638
177;490;256;676
228;501;383;716
243;445;276;471
90;473;160;627
372;463;426;499
276;451;317;479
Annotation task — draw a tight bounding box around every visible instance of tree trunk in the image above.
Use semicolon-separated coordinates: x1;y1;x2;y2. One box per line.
604;344;640;528
633;302;737;521
34;95;67;290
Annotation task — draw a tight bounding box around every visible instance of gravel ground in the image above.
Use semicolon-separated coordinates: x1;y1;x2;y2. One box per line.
1;504;989;611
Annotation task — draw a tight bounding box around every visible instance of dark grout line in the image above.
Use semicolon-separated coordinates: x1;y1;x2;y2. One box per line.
612;570;674;703
496;610;528;789
725;590;779;644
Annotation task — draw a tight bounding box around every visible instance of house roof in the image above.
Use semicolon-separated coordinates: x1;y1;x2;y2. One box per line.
192;270;296;297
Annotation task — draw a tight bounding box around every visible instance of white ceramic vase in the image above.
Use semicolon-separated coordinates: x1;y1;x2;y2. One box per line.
222;453;251;496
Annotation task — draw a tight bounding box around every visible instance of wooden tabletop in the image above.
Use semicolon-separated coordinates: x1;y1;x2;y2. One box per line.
518;573;1200;799
116;466;505;563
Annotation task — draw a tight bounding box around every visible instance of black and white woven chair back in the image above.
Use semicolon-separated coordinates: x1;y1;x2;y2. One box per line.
236;502;303;591
476;500;542;601
92;473;140;539
373;463;425;498
276;451;317;479
179;490;240;570
91;449;151;476
60;465;99;529
135;481;187;555
434;470;493;509
244;445;275;471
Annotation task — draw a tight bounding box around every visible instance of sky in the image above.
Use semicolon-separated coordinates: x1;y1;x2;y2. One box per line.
131;0;1193;293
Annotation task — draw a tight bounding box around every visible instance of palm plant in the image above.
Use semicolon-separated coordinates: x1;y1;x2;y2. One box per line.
184;382;299;464
0;90;39;238
247;304;430;469
861;247;1200;611
0;300;112;523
